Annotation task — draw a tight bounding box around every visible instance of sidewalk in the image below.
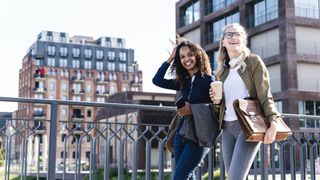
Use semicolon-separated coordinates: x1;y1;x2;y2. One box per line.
248;174;320;180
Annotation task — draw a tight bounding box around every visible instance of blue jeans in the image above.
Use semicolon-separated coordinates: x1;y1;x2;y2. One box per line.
222;120;261;180
173;134;210;180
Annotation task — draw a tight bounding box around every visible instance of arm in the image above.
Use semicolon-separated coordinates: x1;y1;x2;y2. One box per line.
152;47;180;90
250;55;278;144
251;55;278;124
152;62;180;90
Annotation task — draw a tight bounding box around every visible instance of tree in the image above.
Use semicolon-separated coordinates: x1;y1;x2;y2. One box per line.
0;147;4;166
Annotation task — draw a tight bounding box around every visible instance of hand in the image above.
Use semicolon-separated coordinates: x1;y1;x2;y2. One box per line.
209;88;221;104
263;121;277;144
167;47;177;64
176;102;192;116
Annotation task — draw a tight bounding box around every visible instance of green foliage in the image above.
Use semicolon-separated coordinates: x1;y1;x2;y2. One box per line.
11;176;46;180
0;147;4;166
202;168;227;180
83;168;171;180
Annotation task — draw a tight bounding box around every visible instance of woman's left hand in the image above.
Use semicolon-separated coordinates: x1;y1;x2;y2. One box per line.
176;102;192;116
263;121;277;144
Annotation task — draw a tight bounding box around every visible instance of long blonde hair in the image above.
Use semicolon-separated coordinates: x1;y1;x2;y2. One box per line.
215;23;251;80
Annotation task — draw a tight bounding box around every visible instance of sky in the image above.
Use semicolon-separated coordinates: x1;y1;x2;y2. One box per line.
0;0;178;112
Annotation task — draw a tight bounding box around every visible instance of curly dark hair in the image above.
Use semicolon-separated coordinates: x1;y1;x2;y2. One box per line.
170;38;212;87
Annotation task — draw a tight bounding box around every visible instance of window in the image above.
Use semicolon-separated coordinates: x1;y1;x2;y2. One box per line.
59;59;67;67
250;28;280;58
84;60;92;69
208;49;219;72
97;97;105;103
108;51;115;60
60;36;66;43
60;47;68;57
48;69;57;76
253;0;278;26
47;58;55;66
72;60;80;68
97;85;105;93
61;83;68;92
61;95;67;100
128;65;135;73
109;73;117;80
206;0;236;14
72;96;81;101
122;85;128;92
299;101;320;129
181;0;200;26
85;84;92;92
73;83;81;93
62;108;67;117
119;63;127;72
84;49;92;59
47;35;53;42
34;59;42;66
60;69;69;77
34;94;44;99
295;0;319;19
87;110;92;117
110;85;116;94
96;50;104;59
72;48;80;58
122;73;129;81
119;52;127;61
47;46;56;56
108;62;115;71
49;82;56;91
61;134;67;142
97;72;105;81
96;61;103;70
117;40;124;48
211;12;239;42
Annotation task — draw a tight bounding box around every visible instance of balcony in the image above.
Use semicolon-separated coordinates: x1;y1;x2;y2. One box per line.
33;87;47;93
96;90;109;96
71;76;84;82
33;121;46;134
96;78;109;84
33;111;46;120
71;114;84;121
71;89;85;95
34;73;46;81
71;123;83;134
130;80;143;86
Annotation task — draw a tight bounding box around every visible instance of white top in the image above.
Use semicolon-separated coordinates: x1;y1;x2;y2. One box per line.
223;65;249;121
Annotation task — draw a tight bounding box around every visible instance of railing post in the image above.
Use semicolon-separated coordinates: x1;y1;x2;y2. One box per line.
47;102;58;180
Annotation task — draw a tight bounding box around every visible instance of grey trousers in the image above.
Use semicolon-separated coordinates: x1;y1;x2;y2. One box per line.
221;120;261;180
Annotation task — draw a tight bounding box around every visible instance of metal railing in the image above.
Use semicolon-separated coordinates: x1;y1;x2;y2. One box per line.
0;96;320;180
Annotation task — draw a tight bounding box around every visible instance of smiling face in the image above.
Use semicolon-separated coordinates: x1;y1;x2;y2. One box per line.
222;26;246;57
179;45;198;75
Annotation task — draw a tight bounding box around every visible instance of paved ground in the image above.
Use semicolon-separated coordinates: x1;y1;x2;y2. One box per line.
248;174;320;180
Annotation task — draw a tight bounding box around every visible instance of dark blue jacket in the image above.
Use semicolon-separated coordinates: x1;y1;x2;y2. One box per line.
152;62;214;135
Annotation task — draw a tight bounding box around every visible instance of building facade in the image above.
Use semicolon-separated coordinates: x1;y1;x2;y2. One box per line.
16;31;143;169
96;91;176;169
176;0;320;131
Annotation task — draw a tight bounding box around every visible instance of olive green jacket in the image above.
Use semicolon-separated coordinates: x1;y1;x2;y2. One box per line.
216;53;279;130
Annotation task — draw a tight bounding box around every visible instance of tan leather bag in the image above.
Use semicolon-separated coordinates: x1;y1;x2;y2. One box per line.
233;99;292;142
165;113;179;157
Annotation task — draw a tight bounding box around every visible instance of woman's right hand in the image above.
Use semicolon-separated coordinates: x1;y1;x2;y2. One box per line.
167;47;177;64
209;88;221;104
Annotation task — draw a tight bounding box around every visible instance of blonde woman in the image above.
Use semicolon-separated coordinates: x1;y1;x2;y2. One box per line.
209;23;278;180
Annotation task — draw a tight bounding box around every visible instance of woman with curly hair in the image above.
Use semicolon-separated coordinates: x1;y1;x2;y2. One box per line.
152;37;215;179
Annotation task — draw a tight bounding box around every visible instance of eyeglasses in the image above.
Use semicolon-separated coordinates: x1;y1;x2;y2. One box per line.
224;32;241;39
